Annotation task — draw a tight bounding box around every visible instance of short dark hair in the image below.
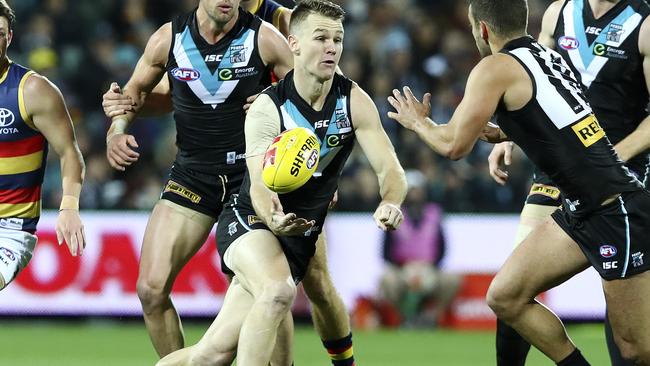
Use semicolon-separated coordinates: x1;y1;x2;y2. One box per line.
0;0;14;31
468;0;528;37
289;0;345;33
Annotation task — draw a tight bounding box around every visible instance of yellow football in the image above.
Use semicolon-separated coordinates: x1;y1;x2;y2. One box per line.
262;127;320;194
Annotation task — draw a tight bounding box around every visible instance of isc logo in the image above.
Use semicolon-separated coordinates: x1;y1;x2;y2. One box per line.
603;261;618;270
315;120;329;129
171;67;201;81
558;36;579;50
205;54;223;62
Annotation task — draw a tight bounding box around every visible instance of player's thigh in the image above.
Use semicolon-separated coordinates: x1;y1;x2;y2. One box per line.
139;199;215;286
603;271;650;347
515;203;558;246
302;232;333;293
490;217;589;303
225;229;293;297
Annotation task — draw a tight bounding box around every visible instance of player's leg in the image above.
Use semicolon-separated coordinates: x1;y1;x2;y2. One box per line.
137;199;215;357
487;216;591;363
603;272;650;364
497;202;557;366
226;229;297;366
271;310;295;366
605;311;632;366
302;232;355;366
155;277;252;366
0;229;37;290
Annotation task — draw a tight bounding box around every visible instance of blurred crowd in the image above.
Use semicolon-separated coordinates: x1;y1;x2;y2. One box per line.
7;0;554;213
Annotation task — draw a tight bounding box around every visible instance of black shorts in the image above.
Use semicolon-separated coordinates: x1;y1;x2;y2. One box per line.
525;168;562;206
215;194;319;282
551;189;650;280
160;163;244;219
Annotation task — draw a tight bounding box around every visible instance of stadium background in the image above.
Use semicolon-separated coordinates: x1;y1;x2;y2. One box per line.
0;0;615;364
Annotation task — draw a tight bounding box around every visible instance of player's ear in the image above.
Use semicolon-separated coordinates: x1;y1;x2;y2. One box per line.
288;34;300;56
479;21;489;44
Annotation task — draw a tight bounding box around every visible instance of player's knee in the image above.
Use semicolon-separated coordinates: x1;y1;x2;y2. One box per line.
190;348;235;366
486;279;523;321
136;277;169;311
616;335;650;363
259;280;297;316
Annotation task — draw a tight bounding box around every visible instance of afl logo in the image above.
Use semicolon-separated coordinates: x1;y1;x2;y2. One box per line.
558;36;579;50
600;245;617;258
0;108;15;127
171;67;200;82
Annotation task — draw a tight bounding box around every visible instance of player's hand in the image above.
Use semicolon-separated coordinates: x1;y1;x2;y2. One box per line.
102;82;135;118
373;202;403;231
387;86;432;131
243;93;261;113
488;142;514;185
480;122;509;143
328;190;338;210
56;210;85;257
268;195;315;236
106;133;140;171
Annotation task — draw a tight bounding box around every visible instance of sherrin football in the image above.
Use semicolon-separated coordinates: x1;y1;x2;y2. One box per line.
262;127;320;194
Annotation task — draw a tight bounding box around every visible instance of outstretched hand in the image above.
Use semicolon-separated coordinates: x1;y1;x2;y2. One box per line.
268;195;315;236
387;87;432;131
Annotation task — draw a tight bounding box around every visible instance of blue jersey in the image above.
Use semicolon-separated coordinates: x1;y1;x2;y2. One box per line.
0;63;47;233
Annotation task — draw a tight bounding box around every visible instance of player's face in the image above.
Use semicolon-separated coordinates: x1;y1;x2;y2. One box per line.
468;5;492;58
201;0;241;24
0;17;12;61
292;14;343;81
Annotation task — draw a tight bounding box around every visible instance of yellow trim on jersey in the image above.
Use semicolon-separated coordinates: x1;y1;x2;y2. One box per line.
0;150;44;175
18;70;37;131
0;201;41;218
251;0;263;14
571;115;604;148
272;7;285;29
0;63;9;84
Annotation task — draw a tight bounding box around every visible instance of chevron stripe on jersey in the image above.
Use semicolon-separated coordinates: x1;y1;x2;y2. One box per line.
562;0;642;87
510;42;592;128
173;26;255;108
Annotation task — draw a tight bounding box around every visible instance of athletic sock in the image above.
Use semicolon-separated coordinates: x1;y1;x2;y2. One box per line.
322;332;355;366
496;319;531;366
557;348;590;366
605;312;633;366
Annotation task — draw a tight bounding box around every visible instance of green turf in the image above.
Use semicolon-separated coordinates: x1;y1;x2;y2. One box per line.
0;321;610;365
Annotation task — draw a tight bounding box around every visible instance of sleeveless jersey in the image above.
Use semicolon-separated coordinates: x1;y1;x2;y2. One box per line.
168;8;271;174
0;63;47;233
252;0;288;29
554;0;650;177
237;71;356;231
497;36;641;217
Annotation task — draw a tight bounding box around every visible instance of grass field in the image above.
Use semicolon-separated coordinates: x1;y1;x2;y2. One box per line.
0;321;610;365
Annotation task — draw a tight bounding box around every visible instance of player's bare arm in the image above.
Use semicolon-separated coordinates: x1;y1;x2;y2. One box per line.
102;78;173;118
389;54;525;160
105;23;171;171
258;21;294;79
614;16;650;162
23;73;86;256
538;0;563;49
351;84;406;231
244;94;314;235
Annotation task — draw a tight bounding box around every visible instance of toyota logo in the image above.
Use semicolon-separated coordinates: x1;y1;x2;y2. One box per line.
0;108;15;127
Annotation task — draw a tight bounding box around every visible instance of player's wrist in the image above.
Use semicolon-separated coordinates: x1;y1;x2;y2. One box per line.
106;117;129;143
59;195;79;211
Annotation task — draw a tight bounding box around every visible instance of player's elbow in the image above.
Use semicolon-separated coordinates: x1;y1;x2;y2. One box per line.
445;144;470;161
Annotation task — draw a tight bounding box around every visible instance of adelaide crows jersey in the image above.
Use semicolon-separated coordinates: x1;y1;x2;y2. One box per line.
0;63;46;233
497;36;641;217
168;8;271;174
236;71;356;230
251;0;289;29
554;0;650;178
